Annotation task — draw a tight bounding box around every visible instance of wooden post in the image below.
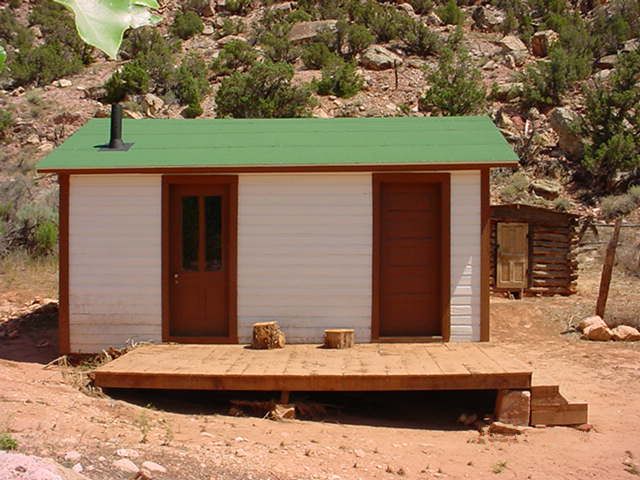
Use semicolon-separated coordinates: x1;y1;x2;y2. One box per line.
595;217;622;318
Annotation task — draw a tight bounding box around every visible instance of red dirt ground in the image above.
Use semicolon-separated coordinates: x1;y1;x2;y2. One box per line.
1;255;639;479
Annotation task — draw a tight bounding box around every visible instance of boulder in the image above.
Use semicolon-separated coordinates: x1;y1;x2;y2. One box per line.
142;93;164;116
0;452;90;480
548;107;584;159
495;390;531;426
596;54;618;69
472;6;505;32
622;38;639;53
611;325;640;342
529;179;561;200
582;323;613;341
53;79;73;88
397;3;415;15
288;20;337;43
201;0;216;16
488;421;526;435
578;315;605;332
491;82;523;101
113;458;139;474
425;12;443;26
531;30;558;57
203;24;215;35
499;35;528;66
217;34;247;46
360;45;403;71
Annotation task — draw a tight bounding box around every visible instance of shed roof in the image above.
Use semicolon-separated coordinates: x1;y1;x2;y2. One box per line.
37;116;519;172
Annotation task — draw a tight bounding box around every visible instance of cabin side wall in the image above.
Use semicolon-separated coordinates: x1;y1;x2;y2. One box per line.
65;171;483;352
68;175;163;353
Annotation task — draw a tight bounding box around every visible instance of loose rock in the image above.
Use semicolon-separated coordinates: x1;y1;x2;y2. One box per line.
488;421;526;435
142;461;167;473
529;179;561;200
472;6;505;32
288;20;337;43
360;45;403;71
113;458;139;474
548;107;584;159
499;35;528;66
495;390;531;426
531;30;558;57
611;325;640;342
578;315;605;332
583;323;613;341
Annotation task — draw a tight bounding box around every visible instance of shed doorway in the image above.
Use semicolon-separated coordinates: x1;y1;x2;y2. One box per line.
495;222;528;290
372;174;450;341
163;176;238;343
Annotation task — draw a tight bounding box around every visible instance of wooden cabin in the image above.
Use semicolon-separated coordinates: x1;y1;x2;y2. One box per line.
490;204;579;296
37;114;519;354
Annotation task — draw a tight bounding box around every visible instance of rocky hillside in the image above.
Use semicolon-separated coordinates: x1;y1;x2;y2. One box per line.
0;0;638;254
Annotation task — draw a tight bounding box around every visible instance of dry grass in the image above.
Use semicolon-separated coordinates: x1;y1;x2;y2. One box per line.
0;250;57;303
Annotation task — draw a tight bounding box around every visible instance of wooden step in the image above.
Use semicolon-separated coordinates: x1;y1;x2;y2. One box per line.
531;396;588;426
530;376;588;426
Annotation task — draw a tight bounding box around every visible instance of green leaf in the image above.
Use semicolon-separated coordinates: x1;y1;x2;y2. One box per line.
53;0;161;60
0;45;5;72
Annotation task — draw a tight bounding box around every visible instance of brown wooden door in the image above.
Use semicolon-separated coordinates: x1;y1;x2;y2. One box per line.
378;181;444;337
169;183;232;340
496;222;529;289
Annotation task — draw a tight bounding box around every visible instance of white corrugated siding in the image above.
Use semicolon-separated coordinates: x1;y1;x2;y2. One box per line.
68;175;162;352
237;174;373;343
449;171;481;341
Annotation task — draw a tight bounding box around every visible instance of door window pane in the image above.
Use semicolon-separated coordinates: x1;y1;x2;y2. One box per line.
205;195;222;271
182;196;199;271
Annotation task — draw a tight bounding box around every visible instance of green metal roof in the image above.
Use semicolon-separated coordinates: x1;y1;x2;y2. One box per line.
37;116;518;171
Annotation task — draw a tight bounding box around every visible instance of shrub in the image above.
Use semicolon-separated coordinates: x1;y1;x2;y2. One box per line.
520;46;579;109
0;8;33;51
183;102;204;118
29;2;91;63
172;10;204;40
419;48;485;115
591;0;639;57
0;433;17;451
212;40;258;75
316;60;363;98
122;28;180;89
172;55;210;106
103;62;151;103
545;13;592;80
215;61;313;118
10;42;83;87
437;0;464;26
218;17;245;37
302;42;341;69
260;23;299;63
0;110;13;140
351;0;409;43
410;0;433;14
402;20;441;57
499;171;530;203
225;0;253;15
581;51;640;191
184;0;210;13
343;23;374;58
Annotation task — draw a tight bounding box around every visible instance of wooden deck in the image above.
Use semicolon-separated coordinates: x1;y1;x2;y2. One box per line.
93;343;532;392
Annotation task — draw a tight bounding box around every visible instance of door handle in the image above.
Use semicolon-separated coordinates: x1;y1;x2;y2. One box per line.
173;273;179;285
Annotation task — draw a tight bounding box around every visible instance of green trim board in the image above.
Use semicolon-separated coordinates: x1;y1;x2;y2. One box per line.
37;116;519;171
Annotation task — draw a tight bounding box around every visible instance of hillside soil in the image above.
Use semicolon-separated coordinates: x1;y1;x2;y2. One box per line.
1;255;640;479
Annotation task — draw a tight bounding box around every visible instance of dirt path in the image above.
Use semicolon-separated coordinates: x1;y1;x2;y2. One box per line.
1;257;639;479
